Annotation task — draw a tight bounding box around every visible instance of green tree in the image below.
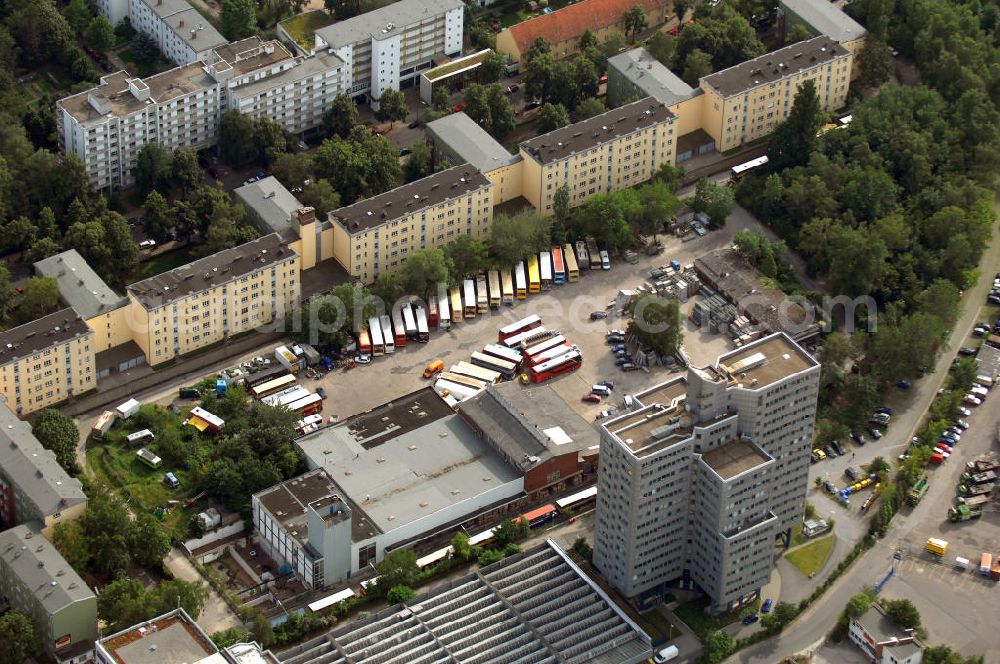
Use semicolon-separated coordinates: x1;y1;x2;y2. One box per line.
131;31;160;64
85;15;115;52
98;579;151;629
52;521;89;573
463;83;491;129
31;409;78;473
443;235;489;281
404;141;433;182
375;89;408;128
398;248;451;297
432;85;450;112
478;50;506;83
143;191;175;243
858;36;894;87
525;52;556;102
219;111;258;166
676;4;763;69
152;579;210;619
299;179;342;216
629;295;682;356
271;152;313;189
16;276;60;323
674;0;690;19
478;548;504;566
623;5;648;42
537;102;569;133
386;584;415;604
845;592;872;618
881;598;921;630
637;179;679;240
525;36;551;63
692;178;734;225
24;238;60;265
485;84;516;138
0;612;36;663
601;31;628;57
575;97;605;120
134;142;173;195
82;487;133;577
130;512;171;567
487;211;553;267
655;163;685;192
451;531;473;562
951;357;978;393
171;148;202;194
375;549;419;594
312;127;402;204
324;93;360;139
924;646;986;664
553;185;571;223
768;79;823;171
220;0;258;40
492;518;530;546
63;0;93;32
646;32;677;67
3;217;37;255
703;630;734;663
682;48;713;86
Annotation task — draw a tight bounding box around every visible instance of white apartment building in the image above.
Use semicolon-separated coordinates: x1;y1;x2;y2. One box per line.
313;0;464;106
57;38;346;190
593;333;820;613
111;0;229;66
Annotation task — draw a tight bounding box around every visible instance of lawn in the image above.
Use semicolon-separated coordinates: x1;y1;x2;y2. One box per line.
280;10;335;51
674;596;755;640
785;535;835;577
134;247;198;280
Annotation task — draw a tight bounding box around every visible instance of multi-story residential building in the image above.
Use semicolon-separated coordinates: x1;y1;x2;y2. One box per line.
699;36;852;152
426;112;524;206
58;37;346;190
0;524;97;663
519;97;677;214
330;166;492;284
0;402;87;531
496;0;670;67
124;0;227;65
126;233;300;366
779;0;867;77
593;333;820;612
0;309;95;417
313;0;464;105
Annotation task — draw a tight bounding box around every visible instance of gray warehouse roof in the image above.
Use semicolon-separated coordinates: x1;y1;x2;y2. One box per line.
780;0;867;44
0;524;95;616
278;540;652;664
426;112;521;173
0;308;92;368
701;36;850;97
608;48;696;106
234;177;304;240
34;249;127;319
0;402;87;519
315;0;464;47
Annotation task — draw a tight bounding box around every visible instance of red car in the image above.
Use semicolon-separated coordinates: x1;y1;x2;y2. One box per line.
453;102;466;112
667;26;679;35
370;125;384;135
582;393;602;403
599;74;608;84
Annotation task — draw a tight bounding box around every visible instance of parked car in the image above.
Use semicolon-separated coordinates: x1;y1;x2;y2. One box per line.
897;379;912;389
824;480;837;494
959;347;977;356
408;120;420;129
813;448;827;461
810;451;821;463
610;344;626;353
964;394;982;406
956;419;970;430
590;311;608;320
608;329;626;336
868;428;883;439
399;147;411;156
525;100;542;110
615;357;632;366
824;444;837;458
831;441;846;456
598;381;615;390
875;406;894;415
606;334;625;344
355;354;372;365
851;432;867;445
621;363;638;371
958;407;972;417
742;614;759;625
761;598;773;613
316;387;327;400
138;239;157;250
582;394;602;403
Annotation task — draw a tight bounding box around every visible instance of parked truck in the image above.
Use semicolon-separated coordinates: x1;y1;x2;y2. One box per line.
91;410;117;440
949;504;983;521
962;470;997;485
981;552;993;577
957;494;989;508
958;481;995;497
907;476;930;505
300;344;321;367
925;538;948;557
275;345;302;374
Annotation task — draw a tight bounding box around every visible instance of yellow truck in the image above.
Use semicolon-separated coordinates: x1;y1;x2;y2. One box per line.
925;538;948;556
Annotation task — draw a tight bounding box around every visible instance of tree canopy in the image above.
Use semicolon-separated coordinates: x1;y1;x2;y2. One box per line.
31;409;78;473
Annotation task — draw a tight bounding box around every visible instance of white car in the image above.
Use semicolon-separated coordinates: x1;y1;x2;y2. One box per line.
963;394;982;406
958;407;972;417
600;250;611;270
138;239;157;250
355;354;372;365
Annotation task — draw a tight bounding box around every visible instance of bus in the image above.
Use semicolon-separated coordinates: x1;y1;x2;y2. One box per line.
245;365;291;389
555;486;597;511
417;546;453;570
357;329;372;356
434;378;482;401
503;326;549;350
449;287;463;324
263;385;310;408
428;296;439;329
530;344;574;366
251;374;296;400
528;350;582;383
287;392;323;416
500;269;514;306
586;237;600;270
574;240;590;271
730;155;768;182
415;305;429;342
307;588;355;613
524;334;567;360
498;315;542;343
527;255;541;293
563;243;579;282
438;293;451;330
488;270;502;309
539;251;553;290
471;351;517;379
438;372;488;390
367;316;385;356
452;361;502;384
402;304;417;340
518;504;557;527
380;314;394;354
391;307;407;348
475;274;488;313
462;279;477;318
514;261;528;299
482;343;523;367
551;246;566;285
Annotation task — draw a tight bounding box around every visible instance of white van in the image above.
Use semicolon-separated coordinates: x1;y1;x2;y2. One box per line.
592;385;612;397
975;374;994;387
653;645;679;663
971;384;989;397
599;250;611;270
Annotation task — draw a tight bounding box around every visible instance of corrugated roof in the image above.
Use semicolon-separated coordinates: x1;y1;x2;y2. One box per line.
505;0;668;54
34;250;127;320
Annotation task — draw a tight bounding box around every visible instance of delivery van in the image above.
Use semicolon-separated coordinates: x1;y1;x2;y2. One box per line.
423;360;445;378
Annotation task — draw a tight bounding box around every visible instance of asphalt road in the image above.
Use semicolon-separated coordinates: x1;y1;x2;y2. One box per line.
727;195;1000;663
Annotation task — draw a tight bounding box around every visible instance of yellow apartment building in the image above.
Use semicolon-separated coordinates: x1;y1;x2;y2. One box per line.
127;234;300;366
519;97;678;214
778;0;866;78
330;166;494;284
699;36;852;152
0;309;95;417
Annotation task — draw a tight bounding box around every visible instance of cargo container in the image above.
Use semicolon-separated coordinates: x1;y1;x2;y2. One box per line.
925;538;948;556
981;552;993;576
275;345;302;373
92;410;117;440
116;398;140;419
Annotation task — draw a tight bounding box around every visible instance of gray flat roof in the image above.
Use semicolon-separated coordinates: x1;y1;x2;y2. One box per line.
330;166;490;234
520;97;675;165
609;48;696;106
701;438;771;480
254;469;357;547
0;402;87;518
98;609;219;664
0;524;95;616
139;0;190;18
457;382;599;472
856;605;921;651
296;388;521;537
315;0;463;47
701;36;850;97
716;332;818;389
128;234;297;309
0;308;92;368
780;0;867;44
234;177;303;240
293;540;651;664
229;50;344;99
164;7;228;53
34;249;127;320
426;112;521;173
